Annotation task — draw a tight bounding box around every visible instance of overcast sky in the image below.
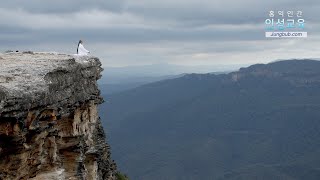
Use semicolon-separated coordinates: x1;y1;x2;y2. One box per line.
1;0;320;67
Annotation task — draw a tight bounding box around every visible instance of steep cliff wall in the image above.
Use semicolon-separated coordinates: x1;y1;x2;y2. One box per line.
0;52;117;180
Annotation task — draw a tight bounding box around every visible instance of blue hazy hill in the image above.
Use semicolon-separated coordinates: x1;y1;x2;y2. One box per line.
100;60;320;180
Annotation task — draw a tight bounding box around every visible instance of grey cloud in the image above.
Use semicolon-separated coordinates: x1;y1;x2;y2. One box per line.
0;0;319;66
1;0;126;13
0;23;264;46
2;0;319;27
125;0;320;26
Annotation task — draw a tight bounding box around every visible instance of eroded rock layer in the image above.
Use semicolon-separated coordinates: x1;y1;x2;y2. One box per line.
0;52;117;180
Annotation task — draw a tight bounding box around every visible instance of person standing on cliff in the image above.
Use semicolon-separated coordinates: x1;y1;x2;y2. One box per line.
77;40;90;55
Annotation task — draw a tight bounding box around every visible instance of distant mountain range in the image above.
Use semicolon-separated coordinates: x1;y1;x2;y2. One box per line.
99;74;185;95
100;63;243;84
100;59;320;180
99;63;238;95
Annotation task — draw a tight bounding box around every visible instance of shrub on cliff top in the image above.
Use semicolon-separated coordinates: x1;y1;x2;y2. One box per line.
116;172;129;180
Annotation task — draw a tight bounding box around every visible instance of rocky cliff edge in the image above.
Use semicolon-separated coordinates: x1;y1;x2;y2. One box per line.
0;52;117;180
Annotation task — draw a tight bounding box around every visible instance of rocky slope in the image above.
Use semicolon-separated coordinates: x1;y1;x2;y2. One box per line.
0;52;117;180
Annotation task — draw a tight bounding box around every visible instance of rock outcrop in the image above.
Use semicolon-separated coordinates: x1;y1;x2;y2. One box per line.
0;52;117;180
230;60;320;85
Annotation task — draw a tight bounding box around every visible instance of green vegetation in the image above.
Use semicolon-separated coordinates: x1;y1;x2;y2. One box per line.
116;172;129;180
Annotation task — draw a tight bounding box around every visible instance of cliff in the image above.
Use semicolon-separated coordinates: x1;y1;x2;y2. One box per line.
230;60;320;85
0;52;117;179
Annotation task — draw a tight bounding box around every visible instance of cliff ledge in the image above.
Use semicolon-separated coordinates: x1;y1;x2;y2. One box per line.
0;52;117;180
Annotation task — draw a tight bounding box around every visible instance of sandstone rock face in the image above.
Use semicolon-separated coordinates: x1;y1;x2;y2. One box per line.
0;52;117;180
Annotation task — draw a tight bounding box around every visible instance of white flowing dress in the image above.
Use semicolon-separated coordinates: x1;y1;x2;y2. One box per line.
77;43;90;55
